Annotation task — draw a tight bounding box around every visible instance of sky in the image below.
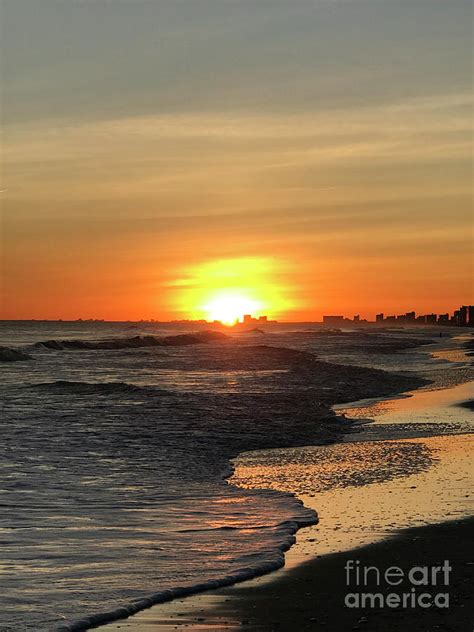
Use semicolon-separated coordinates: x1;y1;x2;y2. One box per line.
1;0;472;321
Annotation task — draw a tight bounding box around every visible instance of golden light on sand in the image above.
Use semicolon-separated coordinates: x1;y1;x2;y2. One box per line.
170;257;295;323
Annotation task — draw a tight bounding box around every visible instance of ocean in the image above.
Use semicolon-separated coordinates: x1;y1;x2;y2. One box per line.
0;321;470;631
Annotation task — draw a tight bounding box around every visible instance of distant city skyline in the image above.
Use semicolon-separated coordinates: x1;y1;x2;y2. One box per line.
322;304;474;327
3;303;473;328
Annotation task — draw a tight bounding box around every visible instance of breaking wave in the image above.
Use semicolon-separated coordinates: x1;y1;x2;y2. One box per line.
0;346;32;362
24;380;165;396
32;331;227;351
57;512;317;632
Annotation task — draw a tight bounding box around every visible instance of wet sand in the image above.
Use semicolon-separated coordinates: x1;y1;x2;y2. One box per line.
102;431;473;631
335;380;474;440
233;434;473;564
104;517;474;632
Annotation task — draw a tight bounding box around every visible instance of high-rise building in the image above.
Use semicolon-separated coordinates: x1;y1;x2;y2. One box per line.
468;306;474;327
376;313;384;323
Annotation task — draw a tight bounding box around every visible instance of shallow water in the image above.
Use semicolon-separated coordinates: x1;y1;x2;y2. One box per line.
336;379;474;440
232;434;473;566
230;368;474;564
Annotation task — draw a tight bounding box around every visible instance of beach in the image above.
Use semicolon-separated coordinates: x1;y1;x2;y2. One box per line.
101;518;474;631
100;332;473;632
101;433;473;631
0;323;472;631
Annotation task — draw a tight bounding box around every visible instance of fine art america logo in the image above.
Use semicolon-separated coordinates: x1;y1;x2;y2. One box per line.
344;560;451;609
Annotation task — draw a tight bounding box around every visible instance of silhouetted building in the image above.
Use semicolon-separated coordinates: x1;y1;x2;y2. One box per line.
319;305;471;326
241;314;271;326
459;306;468;327
469;306;474;327
395;311;416;324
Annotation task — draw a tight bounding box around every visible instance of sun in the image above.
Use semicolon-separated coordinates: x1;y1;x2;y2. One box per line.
169;256;296;323
204;292;263;325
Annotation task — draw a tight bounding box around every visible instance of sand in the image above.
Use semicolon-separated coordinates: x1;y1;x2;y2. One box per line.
102;432;473;632
209;517;474;632
100;518;474;632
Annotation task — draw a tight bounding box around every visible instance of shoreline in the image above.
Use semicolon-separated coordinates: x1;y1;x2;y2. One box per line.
239;433;473;567
102;517;474;632
213;516;474;631
99;371;473;631
100;431;473;631
57;503;318;632
3;336;432;631
51;343;432;632
4;330;469;630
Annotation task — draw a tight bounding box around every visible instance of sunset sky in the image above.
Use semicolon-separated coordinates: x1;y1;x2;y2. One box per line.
1;0;472;321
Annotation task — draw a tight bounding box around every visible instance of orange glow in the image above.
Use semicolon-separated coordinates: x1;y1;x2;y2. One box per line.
170;257;295;323
204;293;263;325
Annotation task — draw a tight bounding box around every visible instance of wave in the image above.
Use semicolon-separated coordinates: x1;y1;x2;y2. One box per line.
56;512;317;632
25;380;169;396
0;346;32;362
33;331;227;351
